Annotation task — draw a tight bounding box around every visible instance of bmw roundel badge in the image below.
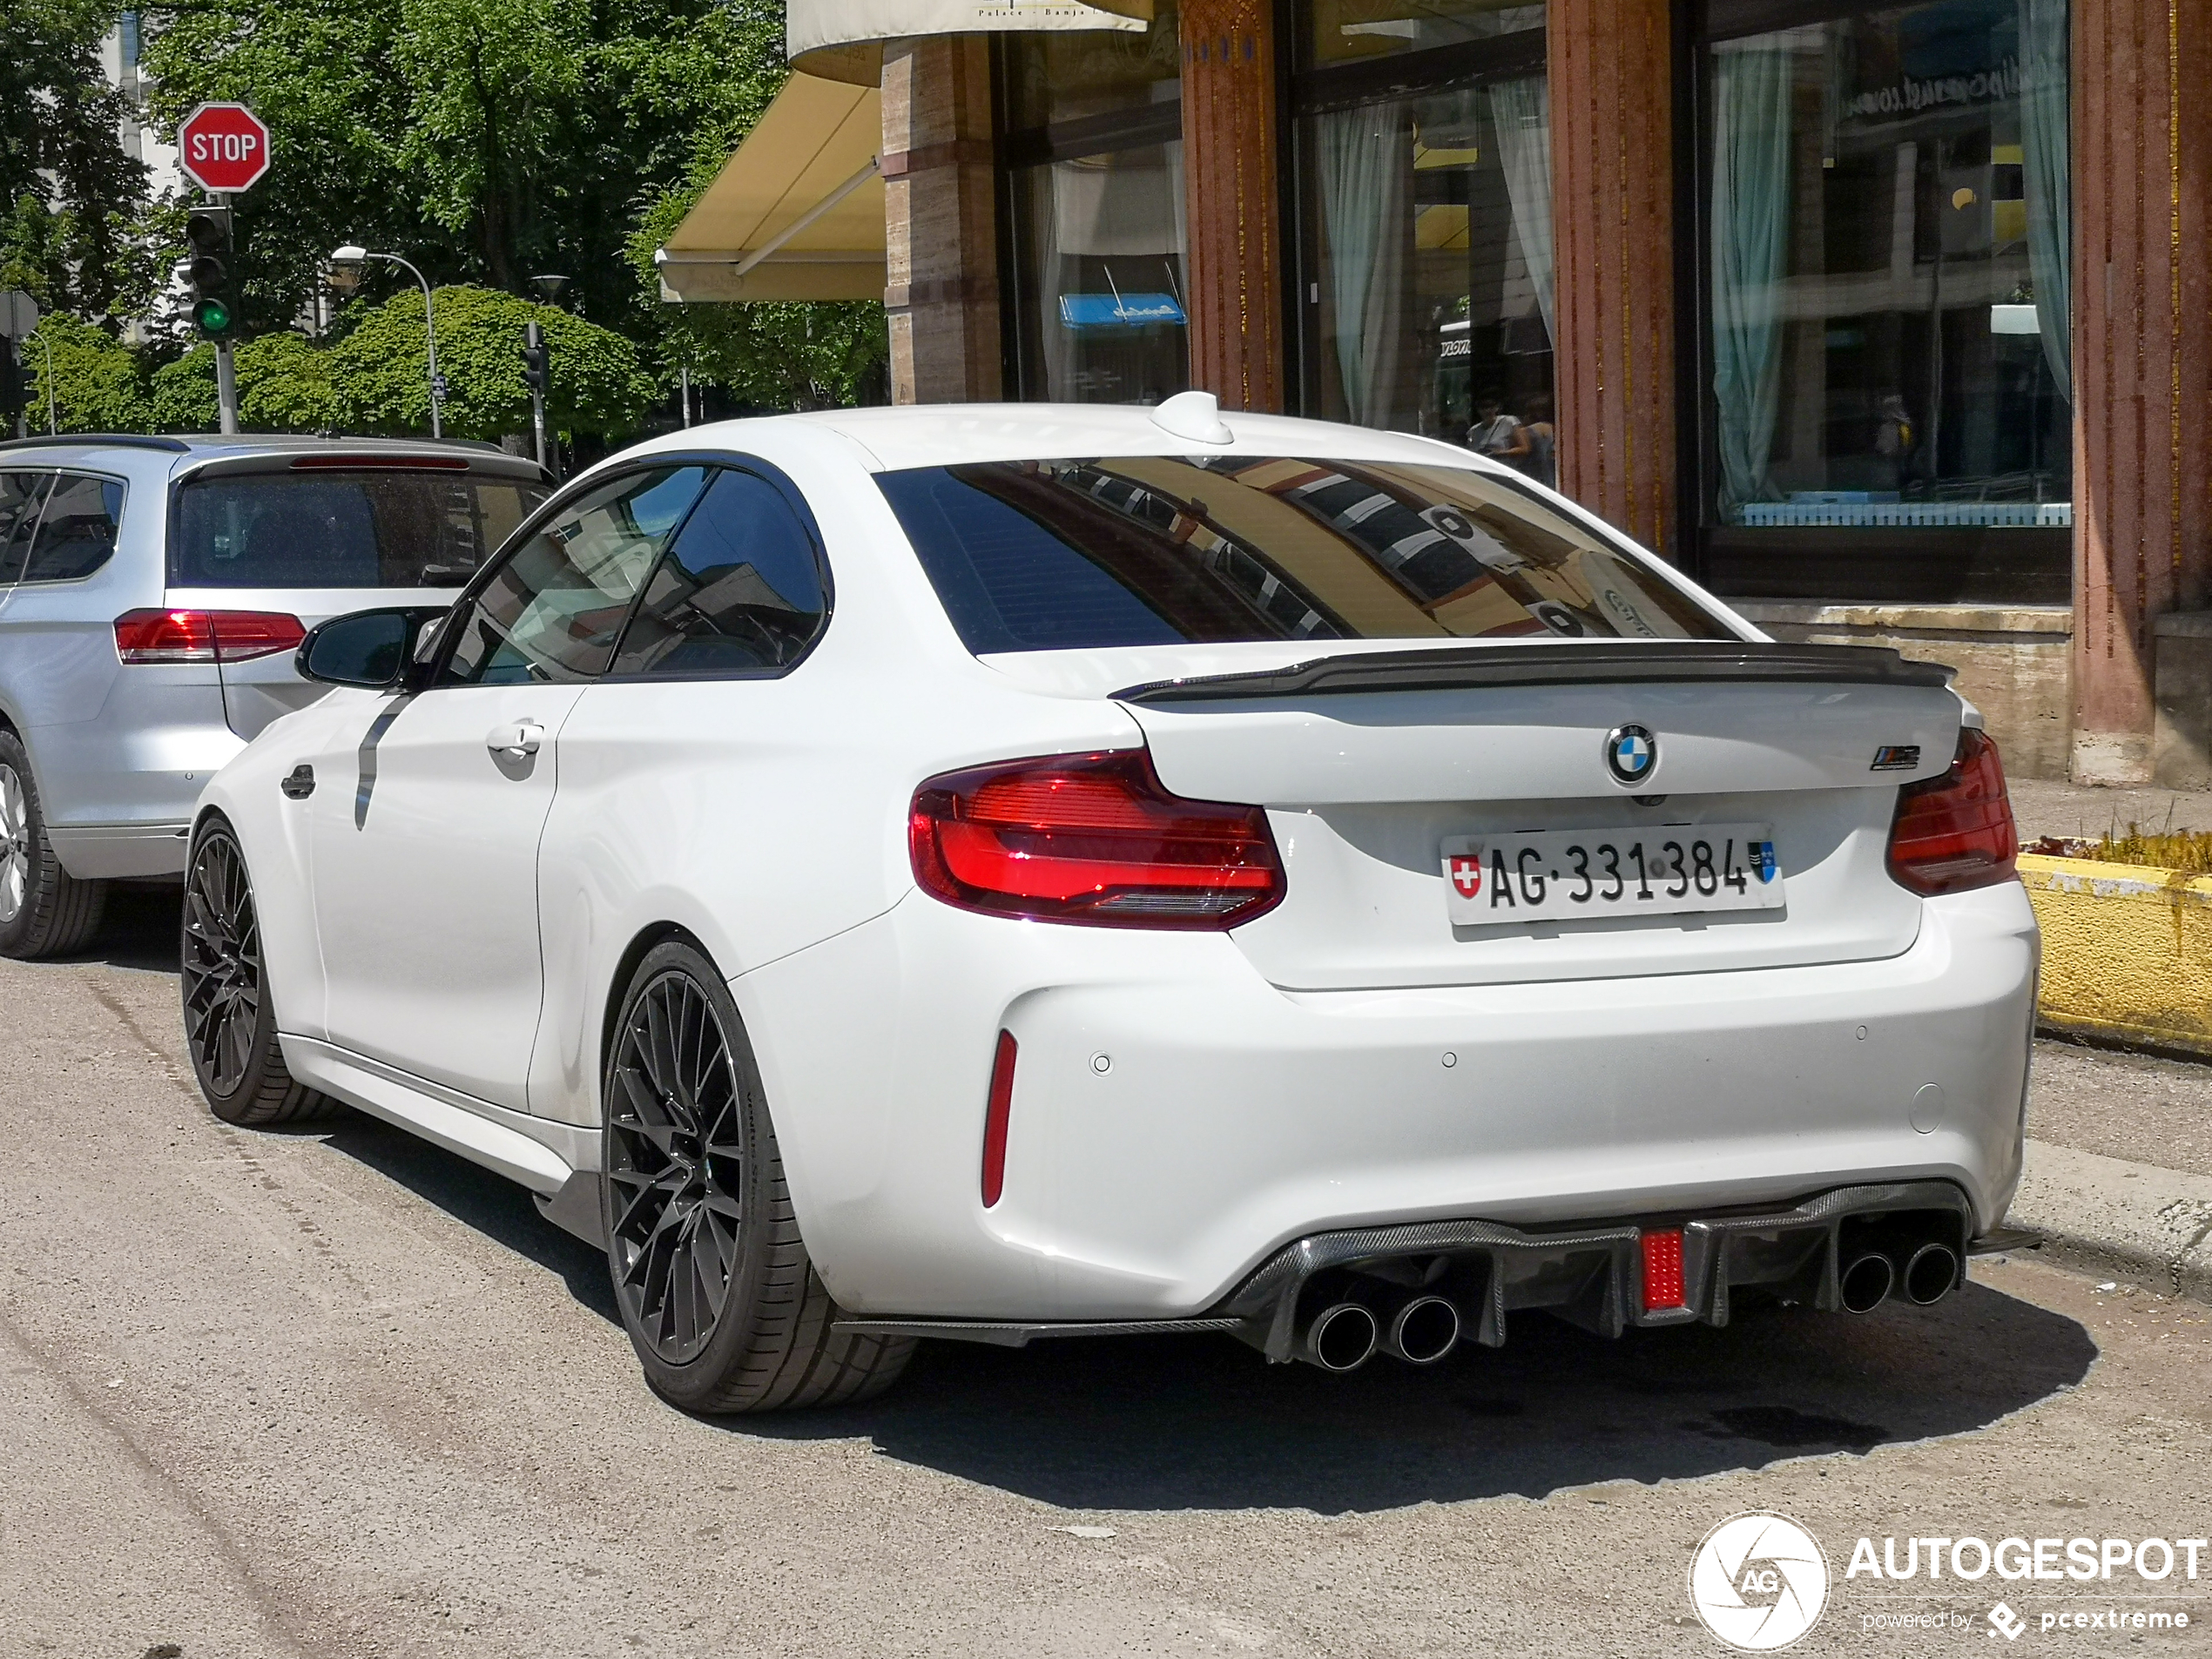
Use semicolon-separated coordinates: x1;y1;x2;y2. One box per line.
1604;724;1657;786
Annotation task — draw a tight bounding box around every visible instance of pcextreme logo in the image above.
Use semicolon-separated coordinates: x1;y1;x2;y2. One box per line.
1689;1512;1831;1651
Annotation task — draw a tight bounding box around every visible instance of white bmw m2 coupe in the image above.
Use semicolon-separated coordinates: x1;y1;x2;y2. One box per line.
183;396;2036;1412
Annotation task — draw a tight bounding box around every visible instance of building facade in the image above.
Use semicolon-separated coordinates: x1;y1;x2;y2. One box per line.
729;0;2210;784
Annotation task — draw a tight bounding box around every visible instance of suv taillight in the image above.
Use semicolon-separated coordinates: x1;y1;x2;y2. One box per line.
115;609;305;664
909;750;1285;928
1886;728;2018;895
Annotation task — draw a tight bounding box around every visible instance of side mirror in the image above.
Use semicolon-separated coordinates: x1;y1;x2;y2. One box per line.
296;606;452;690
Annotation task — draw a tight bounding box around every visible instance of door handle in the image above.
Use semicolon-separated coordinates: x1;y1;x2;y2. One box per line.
280;763;315;799
487;720;544;760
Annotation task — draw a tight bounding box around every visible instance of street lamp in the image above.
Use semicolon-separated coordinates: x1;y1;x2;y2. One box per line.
530;273;570;303
327;244;445;439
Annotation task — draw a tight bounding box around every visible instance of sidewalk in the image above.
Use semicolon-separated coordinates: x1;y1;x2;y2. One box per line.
2005;1039;2212;1303
2008;776;2212;842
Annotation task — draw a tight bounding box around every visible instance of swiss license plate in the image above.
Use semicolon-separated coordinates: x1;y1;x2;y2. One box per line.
1440;825;1784;925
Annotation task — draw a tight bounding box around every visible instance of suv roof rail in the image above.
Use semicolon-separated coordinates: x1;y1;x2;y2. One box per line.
0;433;192;454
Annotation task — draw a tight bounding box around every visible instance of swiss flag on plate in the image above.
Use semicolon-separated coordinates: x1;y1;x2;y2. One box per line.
1449;853;1483;899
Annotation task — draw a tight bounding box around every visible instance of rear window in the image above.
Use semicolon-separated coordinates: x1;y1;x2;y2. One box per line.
172;469;546;589
876;456;1731;652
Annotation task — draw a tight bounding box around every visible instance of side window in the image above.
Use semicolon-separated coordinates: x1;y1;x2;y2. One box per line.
0;472;54;584
20;474;124;583
610;469;828;678
440;467;707;685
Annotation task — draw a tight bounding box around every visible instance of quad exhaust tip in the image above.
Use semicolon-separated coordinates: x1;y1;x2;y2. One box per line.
1381;1295;1462;1365
1300;1303;1380;1372
1903;1242;1961;1306
1838;1251;1895;1314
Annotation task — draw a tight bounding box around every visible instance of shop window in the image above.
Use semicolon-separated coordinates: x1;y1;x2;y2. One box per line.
1290;3;1551;473
1697;0;2072;597
1000;8;1190;404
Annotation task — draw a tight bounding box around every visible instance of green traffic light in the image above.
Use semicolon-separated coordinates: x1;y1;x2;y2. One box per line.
193;297;233;335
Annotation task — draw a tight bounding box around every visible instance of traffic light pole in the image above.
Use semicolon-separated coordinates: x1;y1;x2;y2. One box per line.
212;192;239;434
214;346;239;435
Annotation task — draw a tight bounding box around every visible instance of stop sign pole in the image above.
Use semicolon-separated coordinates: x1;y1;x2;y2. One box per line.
177;104;272;434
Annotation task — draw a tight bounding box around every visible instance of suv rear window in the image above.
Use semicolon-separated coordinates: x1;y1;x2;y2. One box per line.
877;456;1731;652
172;469;545;589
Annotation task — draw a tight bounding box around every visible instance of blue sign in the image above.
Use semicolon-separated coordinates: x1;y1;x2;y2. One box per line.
1058;293;1187;330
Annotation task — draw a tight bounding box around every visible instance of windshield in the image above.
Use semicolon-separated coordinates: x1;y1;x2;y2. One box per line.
172;469;545;589
878;456;1732;653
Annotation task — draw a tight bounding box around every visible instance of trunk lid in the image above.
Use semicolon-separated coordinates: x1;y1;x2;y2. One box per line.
1013;640;1963;991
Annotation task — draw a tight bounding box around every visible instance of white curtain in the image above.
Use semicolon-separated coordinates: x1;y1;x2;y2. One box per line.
1318;102;1412;426
2019;0;2072;402
1485;74;1554;347
1709;44;1797;516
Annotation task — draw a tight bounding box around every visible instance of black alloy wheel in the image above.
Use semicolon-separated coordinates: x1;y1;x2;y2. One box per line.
180;819;332;1126
606;966;746;1365
601;940;914;1413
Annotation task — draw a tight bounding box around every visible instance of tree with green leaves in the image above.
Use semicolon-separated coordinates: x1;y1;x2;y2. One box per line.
3;0;156;322
329;286;654;439
141;0;886;411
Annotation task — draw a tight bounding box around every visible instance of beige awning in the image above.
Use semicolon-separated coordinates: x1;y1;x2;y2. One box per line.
655;74;887;304
789;0;1149;86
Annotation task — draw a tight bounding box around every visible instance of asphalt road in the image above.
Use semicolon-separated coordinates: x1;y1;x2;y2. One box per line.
5;890;2210;1658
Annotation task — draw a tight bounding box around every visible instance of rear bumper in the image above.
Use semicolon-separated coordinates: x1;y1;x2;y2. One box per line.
834;1178;1974;1352
738;880;2038;1322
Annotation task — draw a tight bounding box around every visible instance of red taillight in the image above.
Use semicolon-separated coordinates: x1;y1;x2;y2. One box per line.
1642;1228;1686;1312
1886;728;2018;895
981;1030;1016;1209
115;609;306;664
908;750;1285;928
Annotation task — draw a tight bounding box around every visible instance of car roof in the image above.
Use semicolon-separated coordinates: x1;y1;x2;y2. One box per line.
0;432;545;480
629;402;1505;476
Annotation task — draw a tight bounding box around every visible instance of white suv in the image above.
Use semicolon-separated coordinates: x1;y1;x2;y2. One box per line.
0;434;545;957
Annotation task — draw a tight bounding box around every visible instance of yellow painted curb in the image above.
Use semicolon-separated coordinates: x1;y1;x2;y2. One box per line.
2018;854;2212;1057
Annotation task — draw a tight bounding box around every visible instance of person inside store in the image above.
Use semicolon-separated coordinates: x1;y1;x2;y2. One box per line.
1469;393;1529;468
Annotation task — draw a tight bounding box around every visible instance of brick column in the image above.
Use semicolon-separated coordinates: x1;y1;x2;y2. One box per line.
1179;0;1285;412
880;37;1001;404
1548;0;1679;557
2069;0;2212;783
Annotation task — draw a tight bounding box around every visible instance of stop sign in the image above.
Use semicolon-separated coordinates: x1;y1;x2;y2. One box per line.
178;103;272;193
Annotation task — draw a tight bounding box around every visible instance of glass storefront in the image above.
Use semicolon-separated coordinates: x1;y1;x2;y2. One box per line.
1291;1;1551;469
1001;6;1190;404
1698;0;2072;597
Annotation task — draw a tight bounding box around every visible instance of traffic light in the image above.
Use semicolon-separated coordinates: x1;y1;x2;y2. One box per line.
184;205;239;339
520;322;550;395
0;341;24;421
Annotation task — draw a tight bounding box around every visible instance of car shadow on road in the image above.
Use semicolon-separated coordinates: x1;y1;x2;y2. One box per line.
65;882;186;975
321;1112;621;1325
746;1286;2094;1513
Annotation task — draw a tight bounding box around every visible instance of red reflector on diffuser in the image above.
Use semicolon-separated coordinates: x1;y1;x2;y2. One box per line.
981;1030;1016;1209
1642;1228;1686;1311
114;609;304;664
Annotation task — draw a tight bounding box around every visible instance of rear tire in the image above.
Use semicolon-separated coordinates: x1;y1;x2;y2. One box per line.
602;940;913;1413
181;818;336;1127
0;732;107;960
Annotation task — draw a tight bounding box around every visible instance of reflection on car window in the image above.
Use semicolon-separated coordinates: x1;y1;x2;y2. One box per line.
442;468;706;685
20;475;124;583
610;469;827;677
878;456;1728;652
0;473;53;584
172;471;545;588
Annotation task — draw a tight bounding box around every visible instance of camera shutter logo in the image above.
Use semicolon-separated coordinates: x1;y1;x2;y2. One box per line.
1689;1512;1830;1651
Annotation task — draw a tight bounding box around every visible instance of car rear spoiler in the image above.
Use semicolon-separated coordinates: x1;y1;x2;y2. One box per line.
1113;641;1955;705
